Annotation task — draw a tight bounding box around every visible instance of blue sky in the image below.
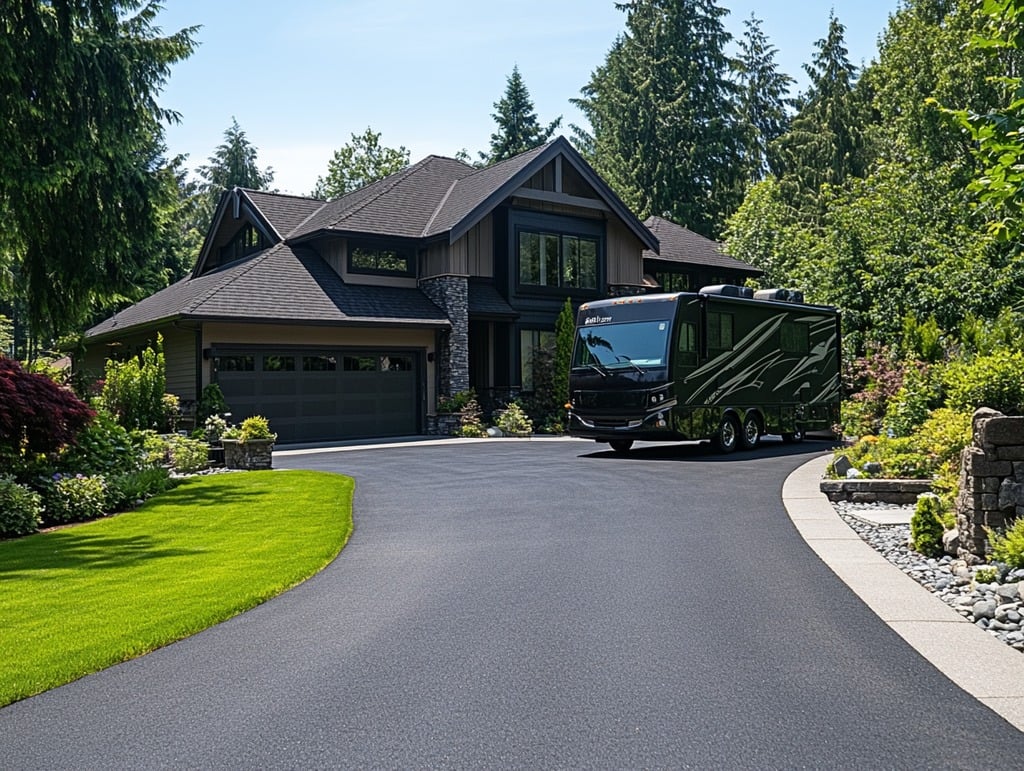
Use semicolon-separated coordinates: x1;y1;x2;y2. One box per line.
154;1;901;196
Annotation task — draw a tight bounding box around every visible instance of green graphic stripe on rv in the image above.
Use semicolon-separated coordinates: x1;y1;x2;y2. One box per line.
682;315;839;405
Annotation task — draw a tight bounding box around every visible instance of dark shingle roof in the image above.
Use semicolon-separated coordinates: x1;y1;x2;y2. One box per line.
85;244;449;341
242;189;326;238
290;155;477;240
642;216;761;275
468;281;518;319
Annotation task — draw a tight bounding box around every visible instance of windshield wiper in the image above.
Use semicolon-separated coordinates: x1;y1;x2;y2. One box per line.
585;362;609;378
614;355;644;374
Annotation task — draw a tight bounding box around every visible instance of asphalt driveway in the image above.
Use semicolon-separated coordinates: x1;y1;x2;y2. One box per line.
2;437;1021;768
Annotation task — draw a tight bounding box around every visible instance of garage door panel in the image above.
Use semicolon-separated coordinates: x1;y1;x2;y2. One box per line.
216;347;420;443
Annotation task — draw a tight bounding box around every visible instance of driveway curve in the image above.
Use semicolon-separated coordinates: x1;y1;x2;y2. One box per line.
2;437;1021;768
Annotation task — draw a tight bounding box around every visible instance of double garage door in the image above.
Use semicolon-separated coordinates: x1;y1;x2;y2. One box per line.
214;347;421;444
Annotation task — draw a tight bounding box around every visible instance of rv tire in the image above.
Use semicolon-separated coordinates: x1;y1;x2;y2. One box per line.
609;439;634;454
712;415;740;454
740;413;761;450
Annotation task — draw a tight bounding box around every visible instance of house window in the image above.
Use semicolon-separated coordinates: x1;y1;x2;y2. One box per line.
656;272;692;292
707;312;734;351
518;231;599;290
220;224;267;263
520;329;556;391
348;243;413;276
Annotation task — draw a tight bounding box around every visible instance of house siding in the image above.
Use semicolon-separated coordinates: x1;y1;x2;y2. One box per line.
607;218;645;287
163;327;198;402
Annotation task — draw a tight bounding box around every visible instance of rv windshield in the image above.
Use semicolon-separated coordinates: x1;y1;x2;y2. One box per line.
572;320;671;370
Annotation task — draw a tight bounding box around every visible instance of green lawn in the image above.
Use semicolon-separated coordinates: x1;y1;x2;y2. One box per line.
0;469;353;707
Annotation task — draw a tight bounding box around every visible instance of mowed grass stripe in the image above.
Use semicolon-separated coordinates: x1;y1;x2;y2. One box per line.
0;469;353;707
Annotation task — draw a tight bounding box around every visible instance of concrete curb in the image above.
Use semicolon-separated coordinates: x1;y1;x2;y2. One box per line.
783;453;1024;733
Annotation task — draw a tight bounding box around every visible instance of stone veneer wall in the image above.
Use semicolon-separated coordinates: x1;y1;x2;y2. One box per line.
419;275;469;398
956;408;1024;563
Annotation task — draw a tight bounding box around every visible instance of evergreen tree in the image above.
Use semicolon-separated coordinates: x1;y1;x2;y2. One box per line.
553;298;575;412
0;1;196;350
481;66;562;164
772;13;870;216
197;118;274;202
573;0;744;238
735;14;794;182
313;127;410;200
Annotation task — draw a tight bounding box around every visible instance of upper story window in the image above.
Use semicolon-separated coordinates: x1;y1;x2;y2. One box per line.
518;231;599;289
220;224;268;263
655;271;692;292
348;242;414;276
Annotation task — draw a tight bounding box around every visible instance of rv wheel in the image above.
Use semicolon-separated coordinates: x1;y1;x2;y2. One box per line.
609;439;634;454
712;415;740;453
739;414;761;450
782;427;805;443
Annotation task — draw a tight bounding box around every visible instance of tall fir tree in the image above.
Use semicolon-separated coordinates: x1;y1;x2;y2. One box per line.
481;66;562;164
735;14;794;182
0;1;196;351
771;13;870;216
572;0;744;238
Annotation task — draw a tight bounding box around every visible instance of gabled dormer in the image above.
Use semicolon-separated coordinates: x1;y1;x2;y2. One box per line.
192;188;293;277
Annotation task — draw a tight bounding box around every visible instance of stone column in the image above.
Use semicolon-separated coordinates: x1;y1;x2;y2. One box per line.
419;275;469;396
956;408;1024;563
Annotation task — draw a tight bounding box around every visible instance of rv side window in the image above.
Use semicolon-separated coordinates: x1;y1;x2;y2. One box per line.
781;321;810;354
677;322;697;366
707;312;734;351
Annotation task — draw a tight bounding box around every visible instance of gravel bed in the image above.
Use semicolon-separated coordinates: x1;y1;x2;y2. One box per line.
833;501;1024;654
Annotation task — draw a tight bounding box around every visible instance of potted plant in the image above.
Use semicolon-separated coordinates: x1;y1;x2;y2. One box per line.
221;415;277;470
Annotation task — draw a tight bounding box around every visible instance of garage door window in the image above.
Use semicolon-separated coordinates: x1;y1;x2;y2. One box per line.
344;355;376;371
303;355;337;371
217;355;254;372
263;355;296;372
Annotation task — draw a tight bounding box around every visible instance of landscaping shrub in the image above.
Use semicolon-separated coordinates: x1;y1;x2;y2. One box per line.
196;383;229;424
496;401;533;436
0;356;94;456
455;399;487;438
104;467;174;512
169;437;209;474
57;410;142;477
238;415;275;442
99;336;169;431
943;350;1024;415
202;414;228;442
883;363;943;437
42;474;107;525
988;517;1024;569
437;389;477;414
132;430;171;467
911;493;945;558
0;477;42;538
840;348;909;437
836;410;970;481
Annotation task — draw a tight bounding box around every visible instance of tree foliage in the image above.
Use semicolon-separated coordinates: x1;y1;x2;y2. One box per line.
0;356;95;456
313;127;410;200
573;0;744;238
0;1;196;345
772;13;870;216
194;117;274;229
481;66;562;164
734;14;794;182
949;0;1024;240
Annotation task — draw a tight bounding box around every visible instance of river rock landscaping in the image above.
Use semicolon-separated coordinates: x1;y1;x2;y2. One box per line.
834;501;1024;653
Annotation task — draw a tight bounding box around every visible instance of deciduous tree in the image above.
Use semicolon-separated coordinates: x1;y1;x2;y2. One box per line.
313;127;409;200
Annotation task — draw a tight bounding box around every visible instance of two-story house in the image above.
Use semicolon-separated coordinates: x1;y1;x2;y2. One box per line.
81;137;759;444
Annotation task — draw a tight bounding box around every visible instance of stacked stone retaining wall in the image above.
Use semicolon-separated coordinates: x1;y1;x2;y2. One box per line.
956;408;1024;563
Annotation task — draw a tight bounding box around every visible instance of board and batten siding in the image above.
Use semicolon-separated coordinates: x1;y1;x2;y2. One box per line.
606;218;646;286
79;325;198;403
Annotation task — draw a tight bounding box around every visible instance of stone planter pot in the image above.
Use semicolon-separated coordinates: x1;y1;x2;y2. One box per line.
222;438;274;470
